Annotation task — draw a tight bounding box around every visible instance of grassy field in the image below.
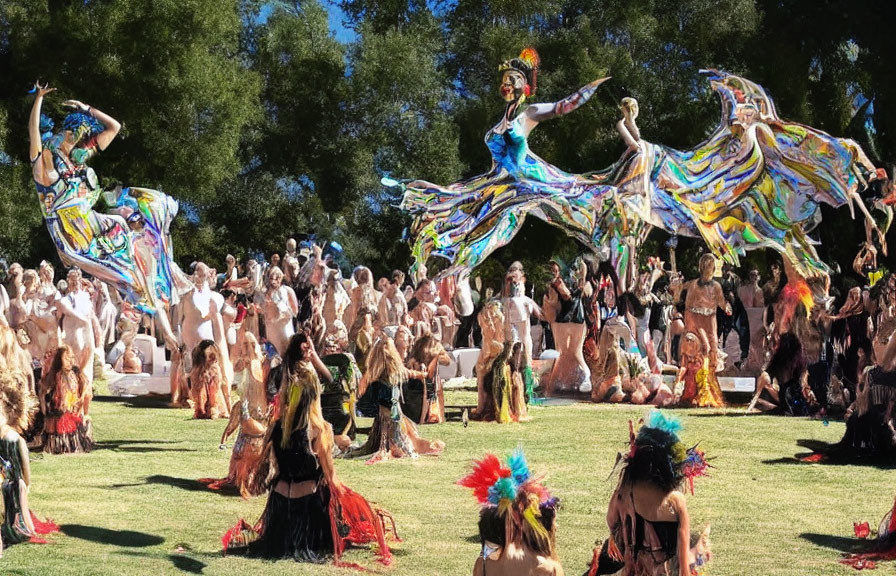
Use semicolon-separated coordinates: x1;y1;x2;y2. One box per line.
4;389;892;576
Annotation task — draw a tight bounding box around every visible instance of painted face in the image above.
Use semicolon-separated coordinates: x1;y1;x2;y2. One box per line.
500;71;526;102
549;263;560;278
269;271;282;289
70;146;90;165
67;270;82;288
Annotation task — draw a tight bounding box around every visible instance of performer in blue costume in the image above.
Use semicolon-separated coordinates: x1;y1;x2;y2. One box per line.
28;82;190;348
389;48;618;279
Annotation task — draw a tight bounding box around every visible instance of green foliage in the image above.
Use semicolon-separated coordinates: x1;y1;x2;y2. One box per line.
0;0;893;275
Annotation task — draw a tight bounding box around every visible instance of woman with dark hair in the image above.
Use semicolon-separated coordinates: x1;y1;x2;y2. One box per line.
224;332;394;566
584;412;712;576
460;450;564;575
746;331;815;415
42;345;94;454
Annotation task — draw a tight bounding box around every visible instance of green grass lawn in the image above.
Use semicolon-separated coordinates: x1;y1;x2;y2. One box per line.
4;390;891;576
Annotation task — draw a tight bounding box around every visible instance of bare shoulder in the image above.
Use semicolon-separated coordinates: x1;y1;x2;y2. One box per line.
535;556;566;576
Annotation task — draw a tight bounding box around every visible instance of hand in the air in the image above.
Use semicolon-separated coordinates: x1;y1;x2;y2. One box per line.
62;99;90;112
33;81;56;98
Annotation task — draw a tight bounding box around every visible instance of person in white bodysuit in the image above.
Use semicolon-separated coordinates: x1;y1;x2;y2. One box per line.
502;262;541;373
263;266;298;357
56;268;96;401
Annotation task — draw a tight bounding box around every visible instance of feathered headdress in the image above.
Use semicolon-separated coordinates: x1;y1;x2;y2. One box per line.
621;411;710;495
499;47;540;97
459;449;557;550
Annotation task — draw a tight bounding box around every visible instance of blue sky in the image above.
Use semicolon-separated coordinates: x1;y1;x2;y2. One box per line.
259;1;357;43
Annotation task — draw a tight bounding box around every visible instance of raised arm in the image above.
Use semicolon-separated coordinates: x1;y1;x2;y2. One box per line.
63;99;121;151
525;77;610;124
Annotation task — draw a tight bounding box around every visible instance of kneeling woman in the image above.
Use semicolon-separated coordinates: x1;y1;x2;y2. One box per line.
350;337;444;463
42;346;94;454
585;411;712;576
223;332;394;565
460;450;564;576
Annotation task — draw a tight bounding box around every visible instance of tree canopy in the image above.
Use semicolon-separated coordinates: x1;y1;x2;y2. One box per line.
1;0;893;283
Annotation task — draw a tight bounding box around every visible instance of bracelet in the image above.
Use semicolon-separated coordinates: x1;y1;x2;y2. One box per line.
86;106;92;115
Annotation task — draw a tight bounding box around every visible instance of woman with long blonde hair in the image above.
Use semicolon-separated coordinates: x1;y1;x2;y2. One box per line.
200;333;270;498
351;337;444;463
224;332;395;566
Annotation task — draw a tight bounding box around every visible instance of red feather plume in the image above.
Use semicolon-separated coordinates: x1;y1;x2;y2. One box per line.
458;453;511;504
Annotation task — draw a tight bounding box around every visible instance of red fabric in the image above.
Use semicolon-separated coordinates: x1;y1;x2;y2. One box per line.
799;453;825;463
55;412;83;435
30;512;60;535
329;486;394;567
221;519;254;552
587;546;599;576
855;522;871;539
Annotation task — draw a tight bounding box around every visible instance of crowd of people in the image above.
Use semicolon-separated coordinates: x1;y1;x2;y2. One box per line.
0;232;895;570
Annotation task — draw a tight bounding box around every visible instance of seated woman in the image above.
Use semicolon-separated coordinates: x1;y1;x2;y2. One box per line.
803;363;896;463
404;334;451;424
199;333;271;498
189;340;229;420
348;337;444;463
584;411;712;576
479;342;530;423
459;450;563;576
223;332;394;566
42;345;94;454
746;332;817;415
0;402;59;548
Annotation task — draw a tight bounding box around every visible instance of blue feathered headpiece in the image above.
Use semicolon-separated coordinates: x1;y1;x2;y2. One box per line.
624;411;711;494
62;112;105;143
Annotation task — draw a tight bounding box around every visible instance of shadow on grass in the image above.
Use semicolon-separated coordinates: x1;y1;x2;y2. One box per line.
60;524;165;547
118;549;211;573
762;453;896;469
93;394;175;409
106;475;241;496
800;532;865;554
94;440;192;453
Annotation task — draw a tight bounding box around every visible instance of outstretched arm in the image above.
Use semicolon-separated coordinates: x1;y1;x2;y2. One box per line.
525;77;610;123
29;83;55;172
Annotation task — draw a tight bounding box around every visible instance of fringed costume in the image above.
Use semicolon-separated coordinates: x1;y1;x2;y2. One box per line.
350;379;445;463
585;411;712;576
479;342;529;423
223;362;396;567
199;357;271;498
43;369;93;454
459;449;564;576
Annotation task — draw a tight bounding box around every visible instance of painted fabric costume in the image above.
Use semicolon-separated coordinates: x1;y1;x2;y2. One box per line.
35;124;189;315
608;71;887;277
349;380;444;463
43;370;93;454
399;67;888;281
0;430;59;545
399;114;617;277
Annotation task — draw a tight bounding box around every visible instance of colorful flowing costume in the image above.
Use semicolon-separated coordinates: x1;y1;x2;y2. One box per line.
398;112;618;278
399;70;888;280
34;134;189;315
